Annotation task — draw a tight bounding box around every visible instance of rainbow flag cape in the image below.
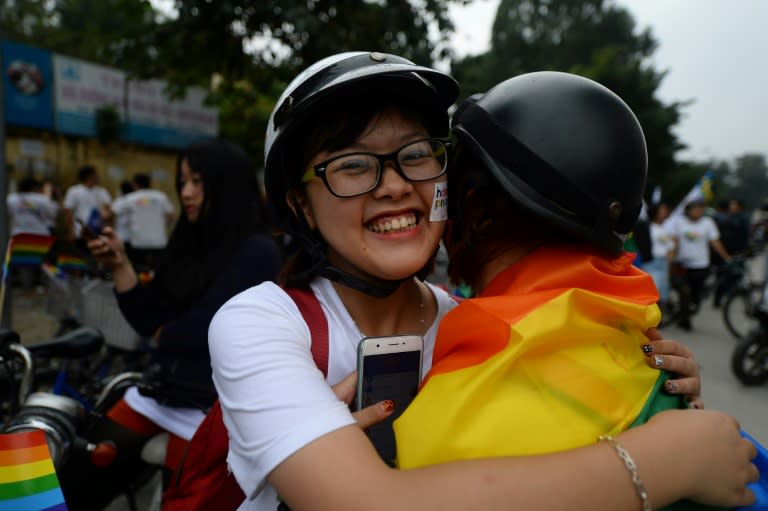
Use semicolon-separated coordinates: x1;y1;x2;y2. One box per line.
396;246;670;463
0;430;68;510
396;246;719;510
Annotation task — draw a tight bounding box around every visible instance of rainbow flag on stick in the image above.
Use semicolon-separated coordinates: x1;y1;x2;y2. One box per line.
55;254;89;272
2;233;56;283
1;233;56;323
6;233;56;268
0;430;68;510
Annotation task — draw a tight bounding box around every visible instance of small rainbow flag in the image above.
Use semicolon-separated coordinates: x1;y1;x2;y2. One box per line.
55;254;89;272
138;271;154;285
0;430;68;510
41;263;66;281
2;233;56;283
1;234;56;324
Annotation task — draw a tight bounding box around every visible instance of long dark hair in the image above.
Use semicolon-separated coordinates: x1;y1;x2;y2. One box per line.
151;138;267;309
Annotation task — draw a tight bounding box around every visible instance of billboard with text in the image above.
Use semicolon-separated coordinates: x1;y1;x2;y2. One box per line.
53;54;125;137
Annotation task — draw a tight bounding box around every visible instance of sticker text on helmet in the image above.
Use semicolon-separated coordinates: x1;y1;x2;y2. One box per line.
430;182;448;222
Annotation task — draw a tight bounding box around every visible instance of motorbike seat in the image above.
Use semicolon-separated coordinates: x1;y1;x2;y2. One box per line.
26;327;105;358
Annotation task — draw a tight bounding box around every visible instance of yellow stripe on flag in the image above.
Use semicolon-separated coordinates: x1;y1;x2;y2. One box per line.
0;459;56;484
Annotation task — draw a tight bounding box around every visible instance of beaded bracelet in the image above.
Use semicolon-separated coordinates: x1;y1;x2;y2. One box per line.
598;434;652;511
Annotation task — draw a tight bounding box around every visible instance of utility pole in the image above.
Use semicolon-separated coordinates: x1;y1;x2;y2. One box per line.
0;44;12;328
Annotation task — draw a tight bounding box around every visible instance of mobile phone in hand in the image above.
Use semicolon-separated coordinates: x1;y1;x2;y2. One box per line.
356;334;423;466
76;218;100;240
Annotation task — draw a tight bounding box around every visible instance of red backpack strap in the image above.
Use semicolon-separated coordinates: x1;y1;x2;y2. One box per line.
284;287;329;377
162;287;329;511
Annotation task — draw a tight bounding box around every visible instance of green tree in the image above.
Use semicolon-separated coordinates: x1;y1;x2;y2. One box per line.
713;154;768;211
451;0;686;197
1;0;161;77
0;0;51;42
149;0;466;159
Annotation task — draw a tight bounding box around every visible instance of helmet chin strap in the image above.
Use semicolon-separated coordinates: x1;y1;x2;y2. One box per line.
319;265;404;298
291;208;407;298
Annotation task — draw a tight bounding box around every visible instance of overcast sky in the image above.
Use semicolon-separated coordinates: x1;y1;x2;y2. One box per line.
448;0;768;163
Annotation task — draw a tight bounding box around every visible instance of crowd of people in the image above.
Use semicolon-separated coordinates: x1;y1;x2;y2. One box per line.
632;194;758;331
3;50;763;511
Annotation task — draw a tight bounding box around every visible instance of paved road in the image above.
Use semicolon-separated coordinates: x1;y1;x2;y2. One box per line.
661;292;768;444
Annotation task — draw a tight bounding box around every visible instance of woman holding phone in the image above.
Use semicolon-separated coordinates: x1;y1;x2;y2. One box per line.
63;138;282;510
208;52;755;511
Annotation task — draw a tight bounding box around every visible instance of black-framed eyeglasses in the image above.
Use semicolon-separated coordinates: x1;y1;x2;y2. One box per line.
301;137;450;198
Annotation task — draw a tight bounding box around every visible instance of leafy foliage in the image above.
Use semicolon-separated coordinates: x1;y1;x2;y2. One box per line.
1;0;161;78
451;0;687;199
152;0;467;157
712;154;768;211
5;0;743;214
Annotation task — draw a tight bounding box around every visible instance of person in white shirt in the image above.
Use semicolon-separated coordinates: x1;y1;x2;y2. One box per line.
644;202;675;305
111;173;174;270
7;176;59;290
7;176;59;236
111;180;135;246
668;199;731;330
63;165;112;242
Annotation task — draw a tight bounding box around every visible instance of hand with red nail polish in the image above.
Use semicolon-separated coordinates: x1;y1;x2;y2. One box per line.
331;371;396;430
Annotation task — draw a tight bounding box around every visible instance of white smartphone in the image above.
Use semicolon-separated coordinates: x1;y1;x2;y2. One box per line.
355;334;424;466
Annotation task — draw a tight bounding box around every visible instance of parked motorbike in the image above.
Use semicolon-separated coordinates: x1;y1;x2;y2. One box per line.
0;327;120;467
0;327;162;510
731;306;768;386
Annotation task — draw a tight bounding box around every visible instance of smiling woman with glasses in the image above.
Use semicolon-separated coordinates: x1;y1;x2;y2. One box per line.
301;138;450;198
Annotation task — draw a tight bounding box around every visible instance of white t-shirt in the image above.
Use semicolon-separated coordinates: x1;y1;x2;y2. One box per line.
209;278;458;511
650;222;675;260
123;386;205;441
111;195;133;243
669;215;720;269
111;189;174;248
63;183;111;236
7;192;59;235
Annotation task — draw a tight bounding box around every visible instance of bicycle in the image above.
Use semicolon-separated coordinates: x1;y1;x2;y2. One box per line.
721;255;765;340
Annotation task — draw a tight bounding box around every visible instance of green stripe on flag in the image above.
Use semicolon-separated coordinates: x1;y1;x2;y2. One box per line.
0;473;61;500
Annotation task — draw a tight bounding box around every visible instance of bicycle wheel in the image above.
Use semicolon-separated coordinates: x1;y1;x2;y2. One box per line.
722;289;758;340
731;331;768;385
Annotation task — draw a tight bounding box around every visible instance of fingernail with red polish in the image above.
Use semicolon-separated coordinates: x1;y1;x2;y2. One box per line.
641;344;653;355
381;400;395;413
665;381;678;392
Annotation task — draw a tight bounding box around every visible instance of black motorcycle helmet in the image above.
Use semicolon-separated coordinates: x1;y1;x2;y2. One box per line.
263;51;459;296
450;71;648;256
